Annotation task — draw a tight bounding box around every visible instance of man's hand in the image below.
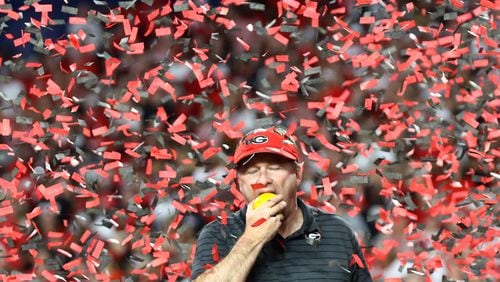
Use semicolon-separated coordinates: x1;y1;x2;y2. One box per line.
192;195;287;282
242;194;287;244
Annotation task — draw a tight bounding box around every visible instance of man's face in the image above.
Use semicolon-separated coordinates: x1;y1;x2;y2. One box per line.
237;154;302;213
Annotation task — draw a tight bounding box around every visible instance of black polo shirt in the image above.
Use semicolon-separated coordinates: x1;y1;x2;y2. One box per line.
191;200;372;281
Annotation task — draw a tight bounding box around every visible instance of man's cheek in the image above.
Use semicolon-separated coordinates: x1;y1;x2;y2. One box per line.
240;185;254;202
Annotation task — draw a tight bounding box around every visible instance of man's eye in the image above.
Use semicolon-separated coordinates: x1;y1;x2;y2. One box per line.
268;165;281;170
245;168;258;174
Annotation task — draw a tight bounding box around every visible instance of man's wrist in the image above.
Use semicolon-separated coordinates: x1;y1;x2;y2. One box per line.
239;233;265;250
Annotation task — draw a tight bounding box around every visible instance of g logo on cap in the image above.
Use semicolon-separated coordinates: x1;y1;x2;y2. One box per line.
251;136;268;144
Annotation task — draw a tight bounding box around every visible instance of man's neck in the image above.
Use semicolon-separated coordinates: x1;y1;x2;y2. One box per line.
278;204;303;239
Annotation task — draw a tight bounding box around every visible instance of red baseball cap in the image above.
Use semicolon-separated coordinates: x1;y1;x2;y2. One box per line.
233;127;299;165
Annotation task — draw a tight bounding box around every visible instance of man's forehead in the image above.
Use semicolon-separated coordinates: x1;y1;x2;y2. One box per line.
238;153;294;167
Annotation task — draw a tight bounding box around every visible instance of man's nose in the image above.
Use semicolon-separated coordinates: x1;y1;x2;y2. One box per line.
256;168;272;184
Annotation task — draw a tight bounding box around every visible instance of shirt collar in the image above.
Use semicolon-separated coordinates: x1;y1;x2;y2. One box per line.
287;198;320;239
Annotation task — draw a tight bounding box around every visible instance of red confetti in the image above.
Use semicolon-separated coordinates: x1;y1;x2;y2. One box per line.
0;1;495;280
250;218;268;227
251;183;266;190
350;253;365;268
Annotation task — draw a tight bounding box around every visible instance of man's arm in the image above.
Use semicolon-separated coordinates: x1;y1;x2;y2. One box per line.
192;233;265;282
192;195;286;282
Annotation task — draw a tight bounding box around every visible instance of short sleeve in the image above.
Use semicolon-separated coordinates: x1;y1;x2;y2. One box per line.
191;220;233;280
191;223;218;279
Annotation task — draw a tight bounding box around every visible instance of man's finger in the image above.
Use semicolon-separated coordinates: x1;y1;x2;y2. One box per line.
259;194;283;207
269;201;287;216
275;214;284;222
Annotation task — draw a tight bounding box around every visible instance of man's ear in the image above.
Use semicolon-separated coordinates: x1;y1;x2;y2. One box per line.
296;162;304;184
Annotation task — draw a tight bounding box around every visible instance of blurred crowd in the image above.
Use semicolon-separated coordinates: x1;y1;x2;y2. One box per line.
0;0;497;281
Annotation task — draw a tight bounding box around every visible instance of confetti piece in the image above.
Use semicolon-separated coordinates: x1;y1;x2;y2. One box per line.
236;37;250;51
360;79;378;91
322;177;333;196
250;218;267;227
350;253;365;268
251;183;266;190
462;112;479;128
0;119;12;136
105;57;121;76
360;16;375;24
41;270;57;282
0;205;14;216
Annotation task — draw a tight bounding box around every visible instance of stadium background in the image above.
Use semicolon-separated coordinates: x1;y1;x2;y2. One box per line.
0;0;497;281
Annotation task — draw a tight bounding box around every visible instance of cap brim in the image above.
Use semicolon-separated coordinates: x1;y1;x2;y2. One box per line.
235;147;297;165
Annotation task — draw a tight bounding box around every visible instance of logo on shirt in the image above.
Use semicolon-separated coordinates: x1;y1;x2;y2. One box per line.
305;231;322;247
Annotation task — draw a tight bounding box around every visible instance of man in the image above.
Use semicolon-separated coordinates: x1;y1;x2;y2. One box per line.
191;127;372;281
